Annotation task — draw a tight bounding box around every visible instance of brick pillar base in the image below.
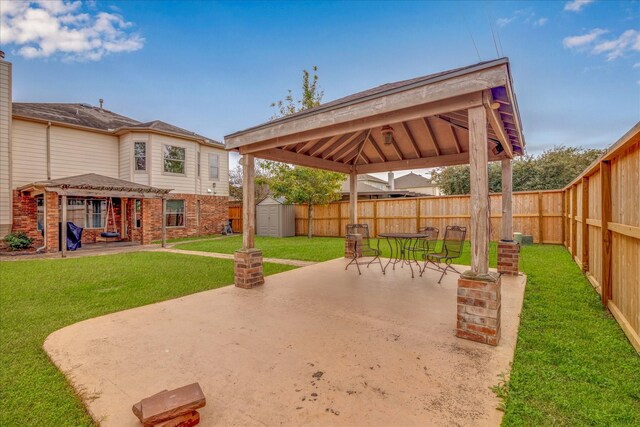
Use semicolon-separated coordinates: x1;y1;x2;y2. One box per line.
497;241;520;275
234;249;264;289
344;234;363;258
456;272;501;346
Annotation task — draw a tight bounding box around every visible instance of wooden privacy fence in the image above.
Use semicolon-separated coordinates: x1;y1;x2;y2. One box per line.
293;190;564;243
563;123;640;353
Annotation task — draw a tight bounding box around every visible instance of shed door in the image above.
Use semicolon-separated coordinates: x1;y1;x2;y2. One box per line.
265;206;279;236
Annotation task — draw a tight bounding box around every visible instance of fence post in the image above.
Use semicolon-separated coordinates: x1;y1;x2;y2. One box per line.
538;191;544;243
561;190;566;246
600;161;612;306
373;200;378;237
571;186;577;258
415;198;421;232
581;177;589;272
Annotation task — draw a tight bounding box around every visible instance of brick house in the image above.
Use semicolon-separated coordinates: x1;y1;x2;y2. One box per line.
0;53;228;252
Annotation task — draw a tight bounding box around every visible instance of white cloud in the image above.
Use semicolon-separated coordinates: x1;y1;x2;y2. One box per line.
496;17;515;28
0;0;144;61
633;62;640;68
534;18;549;27
592;29;640;60
563;28;607;48
564;0;595;12
564;28;640;62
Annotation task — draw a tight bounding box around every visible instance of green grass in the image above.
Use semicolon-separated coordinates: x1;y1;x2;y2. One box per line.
175;235;499;265
503;244;640;426
0;253;294;426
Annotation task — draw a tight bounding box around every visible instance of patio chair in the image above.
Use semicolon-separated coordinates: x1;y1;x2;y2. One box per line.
420;225;467;283
345;224;383;275
408;226;439;268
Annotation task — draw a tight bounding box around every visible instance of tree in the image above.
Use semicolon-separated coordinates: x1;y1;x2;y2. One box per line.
228;162;270;204
263;162;344;238
434;146;604;195
263;66;344;238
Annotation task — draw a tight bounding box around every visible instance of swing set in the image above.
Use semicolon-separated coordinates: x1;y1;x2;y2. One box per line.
100;197;121;239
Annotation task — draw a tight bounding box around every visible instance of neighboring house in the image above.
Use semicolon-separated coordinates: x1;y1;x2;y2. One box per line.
340;175;422;200
0;54;228;252
393;172;442;196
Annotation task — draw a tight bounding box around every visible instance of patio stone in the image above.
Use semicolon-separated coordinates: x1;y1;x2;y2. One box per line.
44;258;525;426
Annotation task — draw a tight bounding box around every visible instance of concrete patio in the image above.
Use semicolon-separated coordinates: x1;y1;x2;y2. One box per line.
44;258;526;426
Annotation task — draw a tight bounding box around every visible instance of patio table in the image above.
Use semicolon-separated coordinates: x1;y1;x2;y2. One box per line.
378;233;429;278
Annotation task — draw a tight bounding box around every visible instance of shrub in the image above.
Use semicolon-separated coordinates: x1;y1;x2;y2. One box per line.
3;231;34;251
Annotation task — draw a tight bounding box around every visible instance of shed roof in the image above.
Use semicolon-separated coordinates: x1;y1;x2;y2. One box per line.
13;103;223;147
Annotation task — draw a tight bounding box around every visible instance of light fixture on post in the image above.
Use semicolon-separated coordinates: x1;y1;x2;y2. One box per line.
381;125;394;145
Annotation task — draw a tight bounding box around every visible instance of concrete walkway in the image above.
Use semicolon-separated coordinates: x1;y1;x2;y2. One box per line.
44;259;526;427
158;248;316;267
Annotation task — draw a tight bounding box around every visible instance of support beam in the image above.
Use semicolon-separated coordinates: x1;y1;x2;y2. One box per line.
357;152;468;174
61;195;67;258
468;105;489;274
349;170;358;224
449;125;462;154
242;154;256;249
484;90;514;158
121;197;128;241
367;134;387;162
253;147;351;173
500;158;513;241
322;131;362;159
161;198;167;248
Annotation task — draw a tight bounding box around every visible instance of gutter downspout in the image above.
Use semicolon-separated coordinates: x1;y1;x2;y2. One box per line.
46;122;51;179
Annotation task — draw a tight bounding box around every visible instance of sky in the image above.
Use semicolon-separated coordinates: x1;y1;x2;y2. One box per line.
1;0;639;178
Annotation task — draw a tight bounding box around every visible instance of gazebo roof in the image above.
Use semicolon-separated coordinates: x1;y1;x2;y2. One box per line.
19;173;171;198
225;58;525;174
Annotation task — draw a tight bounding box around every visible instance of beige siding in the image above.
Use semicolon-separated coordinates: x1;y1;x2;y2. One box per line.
149;134;197;193
119;133;132;181
404;186;441;196
0;60;11;232
11;119;48;187
199;145;229;197
49;126;119;179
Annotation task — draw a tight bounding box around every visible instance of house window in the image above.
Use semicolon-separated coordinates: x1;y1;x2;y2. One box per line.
209;153;219;179
65;198;86;227
135;199;142;228
163;145;186;174
37;197;44;231
165;200;185;227
134;142;146;171
85;199;107;228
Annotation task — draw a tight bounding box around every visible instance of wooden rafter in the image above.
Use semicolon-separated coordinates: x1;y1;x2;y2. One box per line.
333;131;368;162
308;135;338;157
321;132;359;159
368;134;387;162
254;147;351;173
449;125;462;154
421;117;441;156
358;152;469;174
296;139;319;154
400;122;421;158
350;130;372;165
484;90;514;158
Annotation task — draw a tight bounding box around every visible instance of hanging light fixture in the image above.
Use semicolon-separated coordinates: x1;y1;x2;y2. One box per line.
381;125;394;145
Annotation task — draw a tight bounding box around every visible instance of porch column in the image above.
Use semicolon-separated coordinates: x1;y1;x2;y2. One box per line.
498;158;520;275
61;195;67;258
234;154;264;288
161;197;167;248
457;104;501;346
121;197;128;241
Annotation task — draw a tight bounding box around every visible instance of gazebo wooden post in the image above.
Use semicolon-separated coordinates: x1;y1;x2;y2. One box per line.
498;158;520;275
345;169;361;258
456;104;501;346
61;195;67;258
234;154;264;288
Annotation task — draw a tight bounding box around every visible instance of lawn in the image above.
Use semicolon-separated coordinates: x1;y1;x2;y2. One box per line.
175;234;499;265
0;253;294;426
1;240;638;426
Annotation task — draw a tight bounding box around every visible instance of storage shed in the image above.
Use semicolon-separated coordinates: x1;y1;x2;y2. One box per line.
256;196;296;237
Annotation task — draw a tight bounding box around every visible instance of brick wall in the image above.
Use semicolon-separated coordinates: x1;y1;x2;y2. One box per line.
9;191;227;252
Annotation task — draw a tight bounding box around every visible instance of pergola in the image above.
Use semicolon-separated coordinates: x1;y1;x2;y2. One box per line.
225;58;525;343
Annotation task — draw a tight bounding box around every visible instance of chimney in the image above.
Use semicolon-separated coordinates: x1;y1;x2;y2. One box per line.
99;98;104;110
387;172;395;190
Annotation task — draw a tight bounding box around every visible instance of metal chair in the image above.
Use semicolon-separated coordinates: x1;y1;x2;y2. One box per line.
412;226;439;269
345;224;383;275
420;225;467;283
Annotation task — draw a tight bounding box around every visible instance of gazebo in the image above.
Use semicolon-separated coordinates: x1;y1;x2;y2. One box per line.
225;58;525;345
